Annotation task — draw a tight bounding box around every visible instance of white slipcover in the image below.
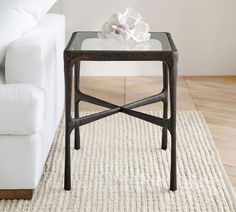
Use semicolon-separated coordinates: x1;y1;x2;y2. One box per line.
0;84;45;134
0;0;57;65
0;14;65;189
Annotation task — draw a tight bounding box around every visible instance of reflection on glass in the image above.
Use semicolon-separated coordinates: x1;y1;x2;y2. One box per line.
81;38;162;51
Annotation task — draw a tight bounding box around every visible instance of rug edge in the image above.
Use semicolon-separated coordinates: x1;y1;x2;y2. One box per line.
197;111;236;209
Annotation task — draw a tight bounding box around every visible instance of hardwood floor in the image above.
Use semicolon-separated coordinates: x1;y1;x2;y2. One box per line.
79;76;236;192
185;76;236;192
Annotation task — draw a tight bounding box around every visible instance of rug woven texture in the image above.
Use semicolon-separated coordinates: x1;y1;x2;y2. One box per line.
0;111;236;211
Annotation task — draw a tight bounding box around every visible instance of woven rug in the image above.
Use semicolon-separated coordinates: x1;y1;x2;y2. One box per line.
0;111;236;211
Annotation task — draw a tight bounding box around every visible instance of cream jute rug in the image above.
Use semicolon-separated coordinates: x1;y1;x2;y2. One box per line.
0;111;236;211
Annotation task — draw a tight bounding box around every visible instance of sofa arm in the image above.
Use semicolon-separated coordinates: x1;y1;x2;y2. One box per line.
5;14;65;87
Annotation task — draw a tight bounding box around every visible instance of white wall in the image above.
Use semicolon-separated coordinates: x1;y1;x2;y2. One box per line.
52;0;236;76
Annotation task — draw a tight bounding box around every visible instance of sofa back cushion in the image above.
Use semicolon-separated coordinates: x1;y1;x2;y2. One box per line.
0;0;57;65
2;0;57;22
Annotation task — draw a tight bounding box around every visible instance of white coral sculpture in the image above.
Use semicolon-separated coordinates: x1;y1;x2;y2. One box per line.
98;7;151;42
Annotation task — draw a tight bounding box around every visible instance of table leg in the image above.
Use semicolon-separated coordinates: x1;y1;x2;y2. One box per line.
64;55;73;190
168;58;178;191
74;62;80;150
161;63;168;150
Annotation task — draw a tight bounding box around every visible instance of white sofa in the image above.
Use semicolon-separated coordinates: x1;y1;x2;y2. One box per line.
0;13;65;199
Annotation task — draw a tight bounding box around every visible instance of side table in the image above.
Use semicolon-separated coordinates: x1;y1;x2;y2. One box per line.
64;31;178;191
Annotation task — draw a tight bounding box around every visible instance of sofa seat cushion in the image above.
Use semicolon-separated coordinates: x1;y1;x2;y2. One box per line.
0;84;45;135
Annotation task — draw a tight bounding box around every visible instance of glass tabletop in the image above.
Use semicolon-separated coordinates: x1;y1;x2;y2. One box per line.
67;32;173;52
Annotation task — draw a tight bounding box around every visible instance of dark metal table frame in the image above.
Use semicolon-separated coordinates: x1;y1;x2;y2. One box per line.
64;32;178;191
